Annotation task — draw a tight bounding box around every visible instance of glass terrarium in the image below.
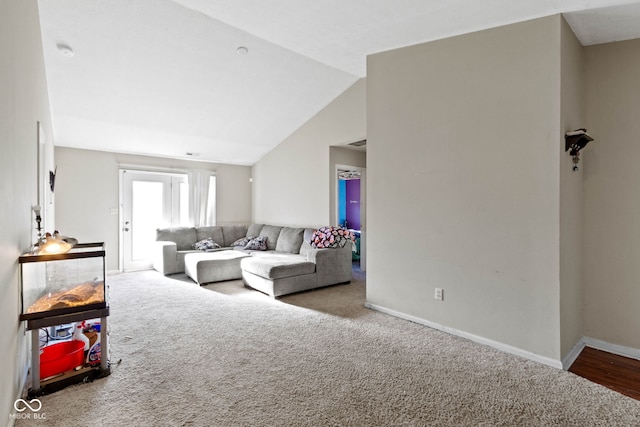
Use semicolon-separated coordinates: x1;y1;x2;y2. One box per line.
19;243;107;321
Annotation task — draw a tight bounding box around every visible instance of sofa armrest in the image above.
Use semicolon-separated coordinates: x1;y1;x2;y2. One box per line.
305;246;352;286
153;241;178;275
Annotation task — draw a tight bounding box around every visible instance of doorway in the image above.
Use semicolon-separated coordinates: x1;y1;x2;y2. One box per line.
335;165;366;271
120;170;188;271
337;170;361;230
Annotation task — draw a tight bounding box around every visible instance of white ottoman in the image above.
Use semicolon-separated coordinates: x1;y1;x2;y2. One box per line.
184;250;251;284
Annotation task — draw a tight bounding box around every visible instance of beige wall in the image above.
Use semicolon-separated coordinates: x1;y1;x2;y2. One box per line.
583;38;640;349
367;16;564;362
330;146;366;169
0;0;54;420
55;147;252;271
559;18;585;359
252;79;366;227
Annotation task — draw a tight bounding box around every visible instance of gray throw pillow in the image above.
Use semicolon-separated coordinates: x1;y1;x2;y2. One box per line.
193;238;221;251
232;237;251;247
244;236;267;251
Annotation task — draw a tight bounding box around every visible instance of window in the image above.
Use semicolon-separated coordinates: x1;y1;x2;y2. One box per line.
206;175;217;226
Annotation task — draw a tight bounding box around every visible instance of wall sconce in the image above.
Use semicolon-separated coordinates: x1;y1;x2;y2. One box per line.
32;205;43;246
565;128;593;172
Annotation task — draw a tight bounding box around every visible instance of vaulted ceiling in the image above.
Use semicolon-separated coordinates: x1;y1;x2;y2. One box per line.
38;0;640;165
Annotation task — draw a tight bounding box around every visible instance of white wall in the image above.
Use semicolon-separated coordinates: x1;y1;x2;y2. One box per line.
367;16;564;362
0;0;54;421
55;147;252;271
559;17;585;359
252;79;366;227
583;38;640;350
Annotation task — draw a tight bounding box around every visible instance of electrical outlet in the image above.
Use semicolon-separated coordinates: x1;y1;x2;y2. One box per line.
435;288;443;301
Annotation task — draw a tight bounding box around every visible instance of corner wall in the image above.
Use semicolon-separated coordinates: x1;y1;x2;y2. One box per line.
559;17;585;359
583;38;640;350
55;147;252;271
0;0;54;421
367;16;563;362
252;79;366;227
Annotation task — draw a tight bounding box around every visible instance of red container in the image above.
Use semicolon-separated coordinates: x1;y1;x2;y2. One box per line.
40;340;85;380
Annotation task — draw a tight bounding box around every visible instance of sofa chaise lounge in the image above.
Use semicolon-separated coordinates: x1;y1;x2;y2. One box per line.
152;224;352;298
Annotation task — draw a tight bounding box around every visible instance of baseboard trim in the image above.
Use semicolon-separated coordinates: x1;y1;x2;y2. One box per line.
364;302;562;369
561;339;586;370
7;362;30;427
581;336;640;361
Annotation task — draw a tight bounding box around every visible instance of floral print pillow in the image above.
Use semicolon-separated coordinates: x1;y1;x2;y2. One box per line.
193;238;221;251
310;226;354;249
244;236;268;251
232;237;251;247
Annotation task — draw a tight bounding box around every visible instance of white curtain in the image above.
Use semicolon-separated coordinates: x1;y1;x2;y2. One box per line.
188;170;210;227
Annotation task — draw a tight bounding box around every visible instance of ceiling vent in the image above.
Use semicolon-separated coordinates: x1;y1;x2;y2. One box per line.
348;139;366;147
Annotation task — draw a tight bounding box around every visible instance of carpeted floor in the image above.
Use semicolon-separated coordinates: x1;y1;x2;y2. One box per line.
15;269;640;426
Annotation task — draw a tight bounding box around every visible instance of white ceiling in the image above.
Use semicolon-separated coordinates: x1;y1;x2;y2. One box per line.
37;0;640;165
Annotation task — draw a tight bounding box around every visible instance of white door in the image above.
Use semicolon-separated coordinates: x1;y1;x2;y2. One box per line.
121;170;187;271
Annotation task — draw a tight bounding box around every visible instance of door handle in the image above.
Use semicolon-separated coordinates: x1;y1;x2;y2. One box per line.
124;227;130;232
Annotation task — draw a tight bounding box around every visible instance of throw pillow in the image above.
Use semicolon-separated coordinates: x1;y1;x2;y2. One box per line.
244;236;268;251
310;226;354;249
232;237;251;247
193;238;221;251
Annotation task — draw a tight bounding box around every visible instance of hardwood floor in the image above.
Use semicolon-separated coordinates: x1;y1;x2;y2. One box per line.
569;346;640;401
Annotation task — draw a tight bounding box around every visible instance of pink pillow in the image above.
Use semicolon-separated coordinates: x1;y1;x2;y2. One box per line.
310;227;354;249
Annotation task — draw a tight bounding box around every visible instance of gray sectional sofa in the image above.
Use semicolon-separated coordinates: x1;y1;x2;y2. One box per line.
152;224;352;298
